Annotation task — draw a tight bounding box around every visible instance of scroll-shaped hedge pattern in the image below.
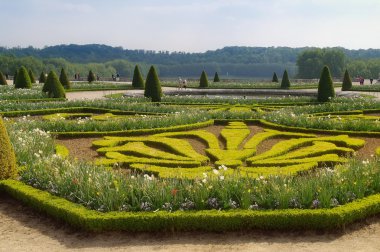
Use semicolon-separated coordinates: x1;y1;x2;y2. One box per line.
93;122;365;178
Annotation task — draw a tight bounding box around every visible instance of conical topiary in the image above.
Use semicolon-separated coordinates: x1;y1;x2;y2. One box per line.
0;117;17;180
213;72;220;82
199;70;209;88
15;66;32;89
341;69;352;91
132;65;145;89
280;70;290;89
144;66;162;102
59;68;71;89
272;72;279;82
13;70;18;85
39;71;46;84
87;70;95;83
318;65;335;102
28;69;36;83
43;71;66;98
0;71;7;85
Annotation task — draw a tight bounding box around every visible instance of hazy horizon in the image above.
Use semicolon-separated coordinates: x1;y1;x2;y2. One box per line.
1;0;379;53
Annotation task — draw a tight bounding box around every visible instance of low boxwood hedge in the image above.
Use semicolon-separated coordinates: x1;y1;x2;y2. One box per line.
2;179;380;231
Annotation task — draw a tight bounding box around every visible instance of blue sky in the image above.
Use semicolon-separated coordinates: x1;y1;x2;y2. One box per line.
1;0;379;52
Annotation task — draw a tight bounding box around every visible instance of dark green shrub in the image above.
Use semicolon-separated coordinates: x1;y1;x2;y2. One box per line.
132;65;145;89
59;68;71;89
0;71;7;85
341;69;352;91
318;66;335;102
43;71;66;98
199;70;209;88
28;69;36;83
13;70;17;85
272;72;279;82
280;70;290;89
0;117;17;179
144;66;162;102
87;70;95;83
15;66;32;89
213;72;220;82
39;72;46;84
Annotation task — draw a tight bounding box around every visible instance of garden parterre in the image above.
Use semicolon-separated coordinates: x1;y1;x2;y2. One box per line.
1;90;380;231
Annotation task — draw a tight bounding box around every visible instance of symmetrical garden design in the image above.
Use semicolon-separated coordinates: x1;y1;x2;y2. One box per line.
94;121;364;178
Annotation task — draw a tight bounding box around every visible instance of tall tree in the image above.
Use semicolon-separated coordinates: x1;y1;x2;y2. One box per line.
144;66;162;102
199;70;209;88
317;66;335;102
280;70;290;89
59;68;71;89
341;69;352;91
132;65;145;89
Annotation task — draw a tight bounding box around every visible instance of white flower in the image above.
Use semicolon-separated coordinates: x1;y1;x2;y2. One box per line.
202;172;208;178
202;178;207;183
213;169;219;175
219;176;224;181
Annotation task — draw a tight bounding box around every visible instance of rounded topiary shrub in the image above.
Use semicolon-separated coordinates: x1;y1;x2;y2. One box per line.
87;70;95;83
272;72;278;82
213;72;220;82
15;66;32;89
0;71;7;85
144;66;162;102
28;69;36;83
199;70;209;88
318;66;335;102
341;69;352;91
132;65;145;89
59;68;71;89
0;117;17;180
43;71;66;98
39;71;46;84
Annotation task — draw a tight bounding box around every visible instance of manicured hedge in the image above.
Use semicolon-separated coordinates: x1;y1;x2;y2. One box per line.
2;179;380;231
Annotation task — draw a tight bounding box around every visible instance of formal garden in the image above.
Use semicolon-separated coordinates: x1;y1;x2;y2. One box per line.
0;65;380;232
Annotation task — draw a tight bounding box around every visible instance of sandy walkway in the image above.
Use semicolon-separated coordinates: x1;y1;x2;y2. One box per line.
0;195;380;252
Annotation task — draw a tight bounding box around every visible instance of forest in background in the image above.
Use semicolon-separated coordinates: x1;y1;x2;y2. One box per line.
0;44;379;79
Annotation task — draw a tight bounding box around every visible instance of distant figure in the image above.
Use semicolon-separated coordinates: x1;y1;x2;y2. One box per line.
74;73;77;80
112;74;115;81
370;78;374;84
77;73;80;80
360;77;364;85
178;77;187;90
116;73;120;81
5;73;8;80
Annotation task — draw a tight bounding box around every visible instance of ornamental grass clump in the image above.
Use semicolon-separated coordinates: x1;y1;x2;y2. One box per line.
0;117;17;179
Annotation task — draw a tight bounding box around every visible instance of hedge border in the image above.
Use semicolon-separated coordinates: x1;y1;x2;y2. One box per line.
214;119;380;137
1;179;380;232
0;106;165;117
